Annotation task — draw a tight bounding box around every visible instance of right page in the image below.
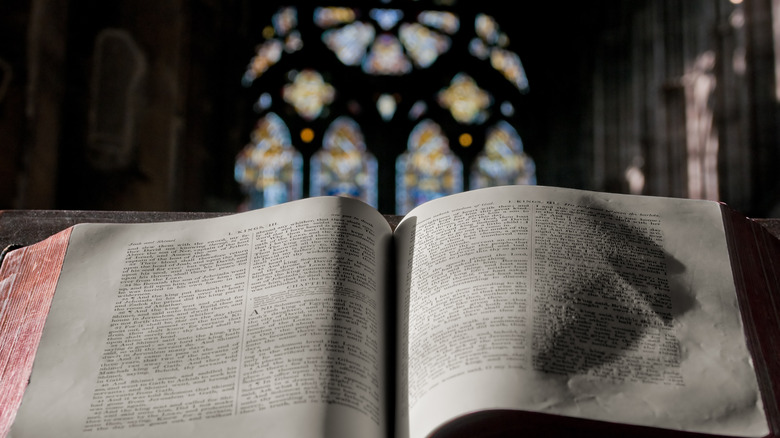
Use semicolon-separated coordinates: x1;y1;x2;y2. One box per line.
394;185;768;438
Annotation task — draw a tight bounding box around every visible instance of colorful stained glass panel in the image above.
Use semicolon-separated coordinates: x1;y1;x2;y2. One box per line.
396;119;463;214
377;94;397;121
475;14;500;45
272;7;297;36
322;22;375;66
491;48;529;92
437;73;492;124
311;117;378;207
408;100;427;120
282;70;335;121
240;5;535;211
370;9;403;30
468;37;489;60
399;23;451;68
417;10;459;34
243;39;283;84
363;34;412;75
470;121;536;189
314;7;357;28
235;113;302;209
285;30;303;52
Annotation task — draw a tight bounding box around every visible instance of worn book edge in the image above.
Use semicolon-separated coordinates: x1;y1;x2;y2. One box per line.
0;228;72;437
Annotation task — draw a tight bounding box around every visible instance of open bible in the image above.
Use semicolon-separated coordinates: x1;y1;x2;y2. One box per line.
1;185;778;437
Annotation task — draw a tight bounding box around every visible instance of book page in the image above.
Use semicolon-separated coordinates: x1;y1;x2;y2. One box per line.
9;197;392;438
395;185;767;438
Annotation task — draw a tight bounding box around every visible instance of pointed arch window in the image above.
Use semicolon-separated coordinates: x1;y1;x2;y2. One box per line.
396;120;463;214
471;121;536;190
235;112;302;209
311;117;378;207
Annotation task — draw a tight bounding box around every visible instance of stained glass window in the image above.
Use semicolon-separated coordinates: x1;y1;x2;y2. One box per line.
311;117;378;207
470;121;536;190
234;112;302;209
396;120;463;214
239;4;536;213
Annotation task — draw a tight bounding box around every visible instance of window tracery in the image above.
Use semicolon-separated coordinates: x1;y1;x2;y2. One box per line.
315;5;455;74
237;3;536;214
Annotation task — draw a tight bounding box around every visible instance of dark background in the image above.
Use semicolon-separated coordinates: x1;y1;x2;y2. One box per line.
1;0;777;216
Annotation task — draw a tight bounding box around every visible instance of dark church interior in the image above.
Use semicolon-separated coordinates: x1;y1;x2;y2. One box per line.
2;0;779;218
3;3;780;437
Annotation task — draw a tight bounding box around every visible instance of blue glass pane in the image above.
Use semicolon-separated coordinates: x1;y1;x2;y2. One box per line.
470;121;536;189
311;117;378;207
235;113;303;209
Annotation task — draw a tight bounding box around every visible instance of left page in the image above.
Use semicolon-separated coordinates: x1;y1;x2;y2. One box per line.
7;196;392;438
